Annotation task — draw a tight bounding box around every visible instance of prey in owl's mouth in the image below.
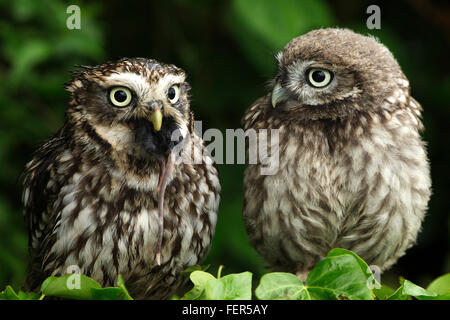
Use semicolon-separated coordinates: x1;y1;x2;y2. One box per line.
134;116;189;265
134;116;184;158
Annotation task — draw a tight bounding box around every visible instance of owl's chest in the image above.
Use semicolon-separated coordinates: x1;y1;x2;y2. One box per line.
49;159;214;282
253;122;414;222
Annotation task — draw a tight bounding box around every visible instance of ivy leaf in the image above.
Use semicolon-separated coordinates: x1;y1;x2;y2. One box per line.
373;285;395;300
327;248;373;276
116;274;133;300
203;278;225;299
0;285;42;300
0;285;20;300
307;249;374;300
402;280;439;300
255;248;373;300
427;273;450;296
40;274;133;300
182;271;252;300
255;272;310;300
208;272;252;300
41;274;102;300
388;279;450;300
182;271;217;300
386;279;410;300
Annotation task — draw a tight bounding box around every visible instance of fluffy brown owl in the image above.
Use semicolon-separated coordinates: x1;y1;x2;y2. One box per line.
242;28;431;280
21;58;220;299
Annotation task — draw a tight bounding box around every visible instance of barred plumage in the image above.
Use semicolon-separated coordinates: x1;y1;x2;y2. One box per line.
22;58;220;299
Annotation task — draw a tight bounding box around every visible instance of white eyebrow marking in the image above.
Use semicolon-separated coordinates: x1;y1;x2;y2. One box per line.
103;71;185;104
104;72;150;98
158;74;185;88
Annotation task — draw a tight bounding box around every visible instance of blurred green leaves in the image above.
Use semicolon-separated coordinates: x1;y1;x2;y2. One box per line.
228;0;334;74
0;0;105;289
1;0;103;86
0;274;132;300
0;285;42;300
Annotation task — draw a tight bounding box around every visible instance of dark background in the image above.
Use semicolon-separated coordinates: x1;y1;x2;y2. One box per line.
0;0;448;292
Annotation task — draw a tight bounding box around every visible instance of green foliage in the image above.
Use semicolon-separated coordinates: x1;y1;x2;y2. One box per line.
40;274;102;300
40;273;132;300
0;285;42;300
255;249;375;300
387;277;450;300
1;249;448;300
426;274;450;296
182;266;252;300
1;274;132;300
228;0;334;74
0;0;448;296
0;0;105;289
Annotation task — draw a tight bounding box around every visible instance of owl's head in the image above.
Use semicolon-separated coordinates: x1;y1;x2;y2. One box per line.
65;57;192;160
271;28;407;120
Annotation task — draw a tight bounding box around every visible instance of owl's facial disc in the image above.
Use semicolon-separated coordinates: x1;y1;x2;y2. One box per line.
98;71;189;158
272;59;345;108
271;68;335;108
270;43;365;113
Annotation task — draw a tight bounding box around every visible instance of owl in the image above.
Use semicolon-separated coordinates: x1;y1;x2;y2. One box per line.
242;28;431;280
21;58;221;299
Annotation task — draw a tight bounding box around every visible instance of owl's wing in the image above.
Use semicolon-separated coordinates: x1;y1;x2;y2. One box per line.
407;96;425;132
21;128;68;290
241;96;272;130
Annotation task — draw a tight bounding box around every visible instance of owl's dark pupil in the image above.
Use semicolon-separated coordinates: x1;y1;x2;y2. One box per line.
114;90;127;102
168;87;176;100
312;70;326;83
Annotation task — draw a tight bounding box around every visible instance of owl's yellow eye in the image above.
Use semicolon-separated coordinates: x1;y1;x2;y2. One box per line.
167;85;180;104
306;68;333;88
109;87;132;107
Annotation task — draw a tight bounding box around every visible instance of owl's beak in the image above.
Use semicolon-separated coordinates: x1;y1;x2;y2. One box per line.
149;109;163;131
271;82;288;108
147;100;163;131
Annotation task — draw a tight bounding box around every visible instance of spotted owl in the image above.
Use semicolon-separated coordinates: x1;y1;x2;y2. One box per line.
242;28;431;280
21;58;221;299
